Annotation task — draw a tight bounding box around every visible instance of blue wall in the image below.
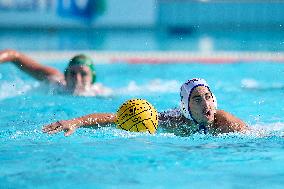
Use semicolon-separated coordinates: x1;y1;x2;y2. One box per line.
158;1;284;29
0;0;156;28
0;0;283;29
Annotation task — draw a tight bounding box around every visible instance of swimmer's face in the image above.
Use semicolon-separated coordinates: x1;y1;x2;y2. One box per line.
65;65;93;94
189;86;216;125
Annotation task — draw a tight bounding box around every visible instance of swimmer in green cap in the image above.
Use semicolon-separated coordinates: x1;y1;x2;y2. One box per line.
0;49;111;96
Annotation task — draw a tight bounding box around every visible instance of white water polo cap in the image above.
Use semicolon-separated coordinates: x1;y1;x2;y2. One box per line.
180;78;218;120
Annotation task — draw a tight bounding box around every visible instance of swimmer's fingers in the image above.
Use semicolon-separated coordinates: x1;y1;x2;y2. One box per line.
42;121;77;136
42;122;60;132
63;124;77;136
42;121;63;134
64;128;76;137
47;127;63;135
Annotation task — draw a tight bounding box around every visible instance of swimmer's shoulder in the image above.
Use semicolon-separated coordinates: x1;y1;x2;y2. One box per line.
214;110;248;133
43;74;67;94
46;74;66;86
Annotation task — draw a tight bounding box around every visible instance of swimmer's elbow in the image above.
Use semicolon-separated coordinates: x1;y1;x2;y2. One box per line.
231;120;248;133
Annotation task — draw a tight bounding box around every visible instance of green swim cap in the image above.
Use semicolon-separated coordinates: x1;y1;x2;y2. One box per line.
65;54;96;83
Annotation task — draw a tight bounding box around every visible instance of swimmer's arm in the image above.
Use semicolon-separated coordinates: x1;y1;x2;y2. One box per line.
213;110;248;133
0;49;62;81
42;113;117;136
158;112;187;130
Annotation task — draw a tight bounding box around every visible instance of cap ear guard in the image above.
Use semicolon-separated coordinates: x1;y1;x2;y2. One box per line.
88;63;96;83
212;93;217;109
180;83;191;120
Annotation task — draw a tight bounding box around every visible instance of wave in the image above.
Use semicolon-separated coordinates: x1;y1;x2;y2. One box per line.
241;78;284;90
1;122;284;142
0;79;39;100
0;79;180;99
115;79;180;95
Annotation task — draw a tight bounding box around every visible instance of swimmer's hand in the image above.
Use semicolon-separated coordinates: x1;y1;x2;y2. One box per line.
0;49;16;63
42;113;117;136
42;120;78;136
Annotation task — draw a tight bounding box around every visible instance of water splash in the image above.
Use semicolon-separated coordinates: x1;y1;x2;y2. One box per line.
0;79;39;100
2;121;284;142
0;79;180;98
241;78;284;90
116;79;180;95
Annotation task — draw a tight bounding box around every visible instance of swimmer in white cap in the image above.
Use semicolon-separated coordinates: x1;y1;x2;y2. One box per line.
159;78;247;135
42;78;247;136
0;49;111;96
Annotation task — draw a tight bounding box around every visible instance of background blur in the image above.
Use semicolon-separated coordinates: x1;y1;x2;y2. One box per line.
0;0;283;51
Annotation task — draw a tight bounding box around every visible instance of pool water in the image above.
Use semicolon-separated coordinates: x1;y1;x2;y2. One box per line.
1;29;283;51
1;61;284;188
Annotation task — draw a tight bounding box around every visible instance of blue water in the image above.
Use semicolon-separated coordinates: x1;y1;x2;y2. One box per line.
1;61;284;188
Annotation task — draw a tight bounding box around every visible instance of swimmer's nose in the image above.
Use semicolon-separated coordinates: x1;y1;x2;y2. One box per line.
74;74;82;83
73;74;86;92
75;74;80;80
202;98;211;110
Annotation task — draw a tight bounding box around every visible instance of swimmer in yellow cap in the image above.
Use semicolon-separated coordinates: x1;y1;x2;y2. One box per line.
0;49;111;96
42;78;247;136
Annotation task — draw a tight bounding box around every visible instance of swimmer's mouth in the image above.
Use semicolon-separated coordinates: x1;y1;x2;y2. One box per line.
203;110;212;118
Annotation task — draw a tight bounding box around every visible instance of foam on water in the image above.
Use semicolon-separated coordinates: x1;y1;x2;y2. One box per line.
241;78;284;90
0;79;38;100
0;79;180;98
115;79;180;95
1;121;284;142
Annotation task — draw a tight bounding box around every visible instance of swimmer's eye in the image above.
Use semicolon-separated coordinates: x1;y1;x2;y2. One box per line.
205;95;211;100
81;71;88;76
194;98;202;103
70;71;76;76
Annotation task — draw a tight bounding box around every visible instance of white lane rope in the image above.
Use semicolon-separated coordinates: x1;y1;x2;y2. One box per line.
25;51;284;64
